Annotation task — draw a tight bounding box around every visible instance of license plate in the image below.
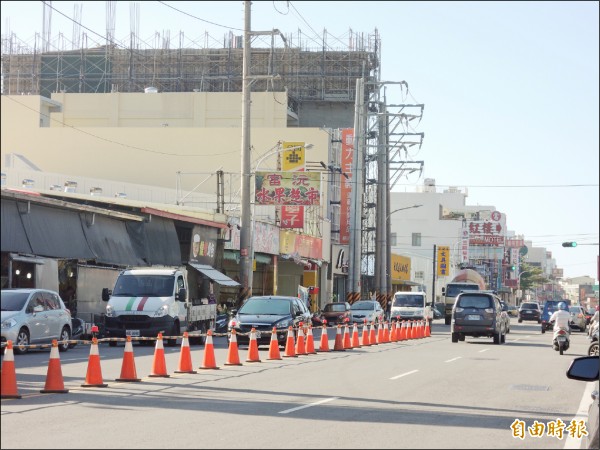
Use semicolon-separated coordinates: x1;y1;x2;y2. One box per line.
126;329;140;337
557;336;567;341
467;315;480;320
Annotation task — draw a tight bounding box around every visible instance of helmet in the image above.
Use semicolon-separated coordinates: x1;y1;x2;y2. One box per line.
558;302;567;311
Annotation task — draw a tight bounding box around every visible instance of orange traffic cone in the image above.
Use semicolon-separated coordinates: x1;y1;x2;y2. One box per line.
361;320;371;346
40;340;69;394
351;323;361;348
81;337;108;388
283;326;297;357
332;325;345;351
317;322;330;352
295;323;307;356
369;322;377;345
267;328;282;360
175;332;197;374
116;336;141;382
376;322;384;344
399;321;407;341
418;320;424;338
149;333;171;377
246;328;262;363
225;329;243;365
343;324;352;349
390;321;397;342
382;322;390;343
425;319;431;337
199;330;219;370
305;325;317;354
1;341;21;399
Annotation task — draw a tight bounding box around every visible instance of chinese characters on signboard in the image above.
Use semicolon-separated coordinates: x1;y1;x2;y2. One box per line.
255;171;321;206
437;245;450;276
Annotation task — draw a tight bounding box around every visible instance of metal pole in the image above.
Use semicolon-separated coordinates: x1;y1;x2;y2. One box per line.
239;1;252;304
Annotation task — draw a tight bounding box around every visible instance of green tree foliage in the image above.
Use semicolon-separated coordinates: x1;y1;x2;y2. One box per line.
518;263;548;291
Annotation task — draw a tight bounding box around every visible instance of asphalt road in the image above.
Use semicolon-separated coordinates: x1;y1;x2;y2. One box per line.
1;321;596;449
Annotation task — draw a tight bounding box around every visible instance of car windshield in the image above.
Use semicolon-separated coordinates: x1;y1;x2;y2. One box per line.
112;275;174;297
239;298;291;315
324;303;346;312
0;291;30;311
457;295;492;309
393;295;424;307
446;284;480;297
351;301;375;311
520;303;539;310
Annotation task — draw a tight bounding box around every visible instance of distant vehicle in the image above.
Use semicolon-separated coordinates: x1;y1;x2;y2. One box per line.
451;291;508;344
518;302;541;323
506;304;518;318
320;302;352;325
500;301;511;334
569;305;587;332
441;268;486;325
541;300;571;333
1;288;72;354
390;291;433;325
350;300;384;324
565;356;599;449
227;296;312;347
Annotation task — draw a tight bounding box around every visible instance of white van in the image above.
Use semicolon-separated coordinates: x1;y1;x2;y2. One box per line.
390;291;433;324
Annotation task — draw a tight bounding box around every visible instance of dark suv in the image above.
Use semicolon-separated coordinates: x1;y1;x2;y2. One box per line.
451;291;508;344
518;302;541;323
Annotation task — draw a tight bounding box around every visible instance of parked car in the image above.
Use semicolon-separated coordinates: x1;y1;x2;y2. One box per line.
350;300;385;324
518;301;542;323
541;300;570;333
565;356;599;449
227;296;312;347
451;291;508;344
569;305;587;332
1;288;72;354
584;307;595;325
320;302;352;325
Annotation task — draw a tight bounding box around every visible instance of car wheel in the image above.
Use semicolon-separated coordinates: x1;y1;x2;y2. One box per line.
451;332;459;343
501;330;506;343
445;317;451;326
14;328;30;355
588;342;599;357
537;319;541;324
541;327;545;334
458;334;465;342
58;326;71;352
493;332;500;345
167;323;180;347
518;319;522;323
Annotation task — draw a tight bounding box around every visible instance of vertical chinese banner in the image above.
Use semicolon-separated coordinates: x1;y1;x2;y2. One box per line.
339;129;353;244
461;226;470;264
280;141;305;229
437;246;450;276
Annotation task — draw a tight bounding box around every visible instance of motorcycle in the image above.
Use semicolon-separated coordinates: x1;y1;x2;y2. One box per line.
588;323;599;356
552;325;571;355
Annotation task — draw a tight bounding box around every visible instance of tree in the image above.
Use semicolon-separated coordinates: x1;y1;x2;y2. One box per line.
519;263;548;292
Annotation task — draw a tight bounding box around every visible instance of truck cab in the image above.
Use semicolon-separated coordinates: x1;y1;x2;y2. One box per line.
390;291;433;324
442;282;482;325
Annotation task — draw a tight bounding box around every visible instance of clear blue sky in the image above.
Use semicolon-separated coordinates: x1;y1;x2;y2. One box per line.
2;1;598;281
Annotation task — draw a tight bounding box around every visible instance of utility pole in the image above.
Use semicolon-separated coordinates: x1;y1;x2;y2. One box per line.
239;1;252;305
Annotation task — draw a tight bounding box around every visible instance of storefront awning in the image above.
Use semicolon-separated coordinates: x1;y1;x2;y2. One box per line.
188;263;240;287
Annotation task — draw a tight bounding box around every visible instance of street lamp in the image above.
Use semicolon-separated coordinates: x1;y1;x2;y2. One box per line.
386;204;422;220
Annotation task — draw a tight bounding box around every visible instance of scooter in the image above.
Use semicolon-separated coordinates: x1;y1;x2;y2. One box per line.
552;325;571;355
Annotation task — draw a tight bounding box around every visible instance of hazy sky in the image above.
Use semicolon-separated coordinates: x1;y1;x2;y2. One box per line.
1;1;598;281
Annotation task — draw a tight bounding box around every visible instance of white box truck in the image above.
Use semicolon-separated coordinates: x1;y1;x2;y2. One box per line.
390;291;433;325
101;266;216;346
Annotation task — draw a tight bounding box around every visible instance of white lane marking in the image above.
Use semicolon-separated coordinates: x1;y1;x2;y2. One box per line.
478;348;490;353
564;381;595;449
390;369;419;380
445;356;462;363
279;397;339;414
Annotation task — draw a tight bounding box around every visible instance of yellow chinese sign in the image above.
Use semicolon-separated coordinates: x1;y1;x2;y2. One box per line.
390;254;411;282
281;141;305;171
437;245;450;276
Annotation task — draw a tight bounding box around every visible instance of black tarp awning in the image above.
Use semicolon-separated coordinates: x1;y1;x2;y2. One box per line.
18;202;96;259
1;199;33;254
126;216;181;266
80;212;146;266
188;263;240;287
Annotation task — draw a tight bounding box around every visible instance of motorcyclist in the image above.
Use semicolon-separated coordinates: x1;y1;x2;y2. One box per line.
549;302;571;350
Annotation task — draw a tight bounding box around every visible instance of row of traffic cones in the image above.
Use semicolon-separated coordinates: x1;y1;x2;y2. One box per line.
1;320;431;398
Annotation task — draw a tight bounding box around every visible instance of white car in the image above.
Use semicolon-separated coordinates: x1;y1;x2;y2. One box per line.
1;288;72;354
350;300;385;324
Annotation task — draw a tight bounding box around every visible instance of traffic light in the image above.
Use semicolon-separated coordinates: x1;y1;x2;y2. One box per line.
562;242;578;248
509;264;516;271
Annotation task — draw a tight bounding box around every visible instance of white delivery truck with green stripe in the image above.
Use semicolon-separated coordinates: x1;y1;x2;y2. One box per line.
101;267;216;346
